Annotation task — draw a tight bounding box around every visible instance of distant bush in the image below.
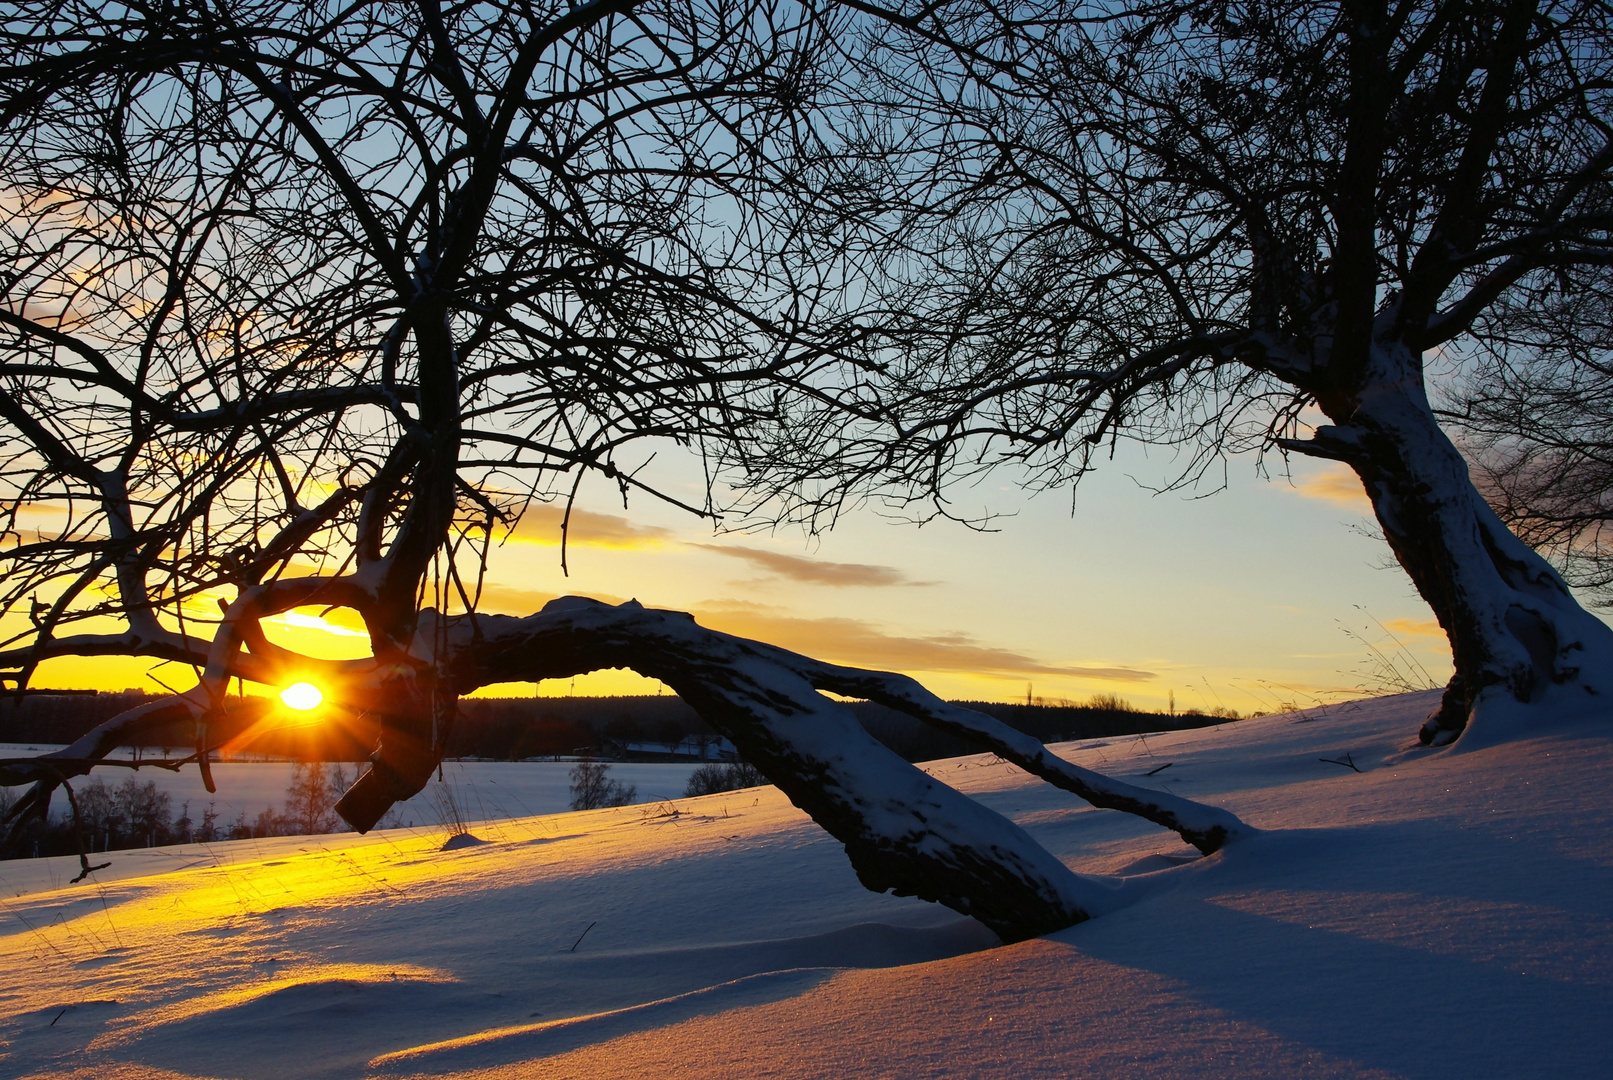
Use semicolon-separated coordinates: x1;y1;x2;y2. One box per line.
684;761;767;797
1179;705;1249;720
568;758;637;810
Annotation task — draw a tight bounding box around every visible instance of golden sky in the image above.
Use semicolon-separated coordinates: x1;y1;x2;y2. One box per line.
7;445;1507;713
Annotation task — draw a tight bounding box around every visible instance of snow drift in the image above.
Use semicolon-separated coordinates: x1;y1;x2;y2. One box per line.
2;689;1610;1079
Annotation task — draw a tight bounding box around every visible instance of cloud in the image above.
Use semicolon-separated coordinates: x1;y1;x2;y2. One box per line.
1289;463;1372;510
1381;616;1444;639
12;503;67;518
693;603;1154;681
266;610;370;638
693;544;916;587
501;505;673;549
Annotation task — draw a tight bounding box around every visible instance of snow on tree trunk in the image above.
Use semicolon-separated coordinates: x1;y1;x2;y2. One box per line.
1315;340;1613;744
440;598;1105;942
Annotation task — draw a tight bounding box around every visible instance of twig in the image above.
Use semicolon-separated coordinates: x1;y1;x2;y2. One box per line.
638;801;681;823
49;1007;67;1026
1143;762;1173;776
0;898;73;961
0;754;190;773
56;777;111;884
569;920;597;952
1319;752;1362;773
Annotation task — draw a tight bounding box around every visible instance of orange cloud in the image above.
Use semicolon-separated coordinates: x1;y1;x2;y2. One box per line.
1381;616;1444;639
11;503;67;518
500;505;673;549
693;544;916;587
692;603;1154;681
1289;463;1372;509
269;608;369;637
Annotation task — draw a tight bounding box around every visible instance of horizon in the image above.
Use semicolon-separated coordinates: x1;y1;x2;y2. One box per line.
7;438;1517;714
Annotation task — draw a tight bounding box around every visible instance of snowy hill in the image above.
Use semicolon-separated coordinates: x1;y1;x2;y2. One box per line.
2;690;1609;1079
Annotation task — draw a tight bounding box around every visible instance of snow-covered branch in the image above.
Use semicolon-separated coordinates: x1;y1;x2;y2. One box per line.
794;660;1251;854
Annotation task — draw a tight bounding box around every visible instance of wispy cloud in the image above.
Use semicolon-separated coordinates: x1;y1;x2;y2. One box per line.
501;505;673;549
1381;616;1444;639
11;503;67;518
265;610;370;638
694;603;1154;681
1288;463;1371;510
693;544;917;587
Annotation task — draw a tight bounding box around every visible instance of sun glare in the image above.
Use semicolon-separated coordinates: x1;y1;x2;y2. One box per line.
280;682;324;711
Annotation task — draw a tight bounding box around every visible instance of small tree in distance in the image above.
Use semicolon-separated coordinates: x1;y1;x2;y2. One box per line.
569;759;637;812
282;762;347;836
685;761;767;797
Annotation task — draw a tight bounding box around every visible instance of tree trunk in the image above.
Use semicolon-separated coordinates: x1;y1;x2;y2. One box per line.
333;665;455;833
444;598;1107;942
1312;339;1613;743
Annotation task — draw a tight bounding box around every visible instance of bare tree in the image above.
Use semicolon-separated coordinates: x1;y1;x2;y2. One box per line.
741;0;1613;743
0;0;1245;941
568;757;636;810
1447;279;1613;607
283;761;343;835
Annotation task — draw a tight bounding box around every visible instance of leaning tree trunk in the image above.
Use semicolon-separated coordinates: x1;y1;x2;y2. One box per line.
1307;339;1613;744
413;596;1249;942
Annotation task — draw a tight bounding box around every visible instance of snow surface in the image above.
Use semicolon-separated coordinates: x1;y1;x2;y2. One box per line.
3;690;1610;1079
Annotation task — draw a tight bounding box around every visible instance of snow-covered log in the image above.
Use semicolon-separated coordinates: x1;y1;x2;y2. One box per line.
2;594;1252;940
409;595;1246;939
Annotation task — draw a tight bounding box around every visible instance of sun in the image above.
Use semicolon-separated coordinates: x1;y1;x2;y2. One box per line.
279;681;324;711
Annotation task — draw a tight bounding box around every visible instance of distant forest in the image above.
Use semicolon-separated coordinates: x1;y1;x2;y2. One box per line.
0;690;1247;764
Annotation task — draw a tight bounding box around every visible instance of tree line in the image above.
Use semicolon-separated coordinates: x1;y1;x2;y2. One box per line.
0;761;351;861
3;690;1225;764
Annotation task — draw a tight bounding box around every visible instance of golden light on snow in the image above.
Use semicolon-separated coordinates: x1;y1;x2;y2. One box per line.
279;681;324;711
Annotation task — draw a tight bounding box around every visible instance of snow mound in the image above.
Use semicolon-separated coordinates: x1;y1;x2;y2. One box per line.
369;967;835;1072
439;832;489;851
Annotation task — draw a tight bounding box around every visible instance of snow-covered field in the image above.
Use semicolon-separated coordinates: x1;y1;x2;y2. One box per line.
3;690;1609;1079
0;751;706;833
